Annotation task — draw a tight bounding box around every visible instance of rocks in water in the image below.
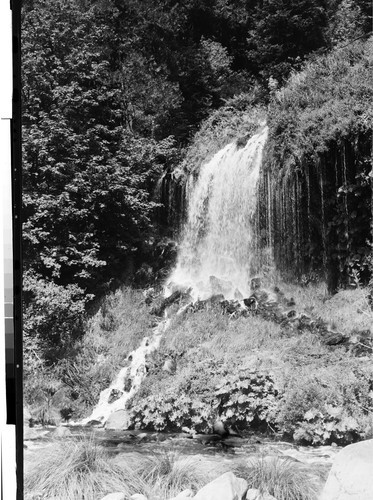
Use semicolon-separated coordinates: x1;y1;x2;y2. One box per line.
108;389;123;404
320;439;373;500
194;472;248;500
105;410;131;430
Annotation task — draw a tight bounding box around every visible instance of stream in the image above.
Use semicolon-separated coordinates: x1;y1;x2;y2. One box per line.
24;426;339;481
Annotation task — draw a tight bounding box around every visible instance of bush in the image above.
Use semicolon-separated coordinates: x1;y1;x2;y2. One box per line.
23;271;88;364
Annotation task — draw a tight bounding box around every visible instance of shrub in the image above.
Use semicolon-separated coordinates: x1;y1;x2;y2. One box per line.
215;369;279;429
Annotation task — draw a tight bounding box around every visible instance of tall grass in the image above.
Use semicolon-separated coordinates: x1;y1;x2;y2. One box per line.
25;438;228;500
240;456;323;500
25;436;142;500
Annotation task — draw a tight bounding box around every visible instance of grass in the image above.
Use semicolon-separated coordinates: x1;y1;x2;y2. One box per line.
25;436;327;500
25;437;229;500
237;455;324;500
25;435;140;500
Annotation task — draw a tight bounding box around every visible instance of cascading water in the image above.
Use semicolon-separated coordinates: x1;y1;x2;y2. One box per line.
168;126;268;300
82;126;268;426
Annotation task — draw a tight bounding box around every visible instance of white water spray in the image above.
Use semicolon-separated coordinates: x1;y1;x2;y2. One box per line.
81;319;169;425
168;126;268;300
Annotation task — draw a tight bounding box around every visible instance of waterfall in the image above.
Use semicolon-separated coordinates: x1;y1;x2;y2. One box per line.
168;126;268;300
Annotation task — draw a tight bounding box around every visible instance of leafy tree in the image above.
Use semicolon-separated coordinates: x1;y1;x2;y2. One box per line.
22;0;180;292
246;0;328;83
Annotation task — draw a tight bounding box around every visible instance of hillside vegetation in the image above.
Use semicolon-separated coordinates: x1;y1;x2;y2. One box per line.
23;0;373;449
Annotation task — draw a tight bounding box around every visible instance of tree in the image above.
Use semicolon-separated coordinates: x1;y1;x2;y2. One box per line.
22;0;180;293
246;0;328;83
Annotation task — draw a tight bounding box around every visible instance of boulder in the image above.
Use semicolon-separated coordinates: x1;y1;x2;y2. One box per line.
105;410;131;430
194;472;248;500
169;489;194;500
100;493;126;500
54;426;72;438
320;439;373;500
130;495;148;500
246;490;261;500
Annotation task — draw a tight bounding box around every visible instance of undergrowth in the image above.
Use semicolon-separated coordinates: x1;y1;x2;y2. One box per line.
131;284;373;444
